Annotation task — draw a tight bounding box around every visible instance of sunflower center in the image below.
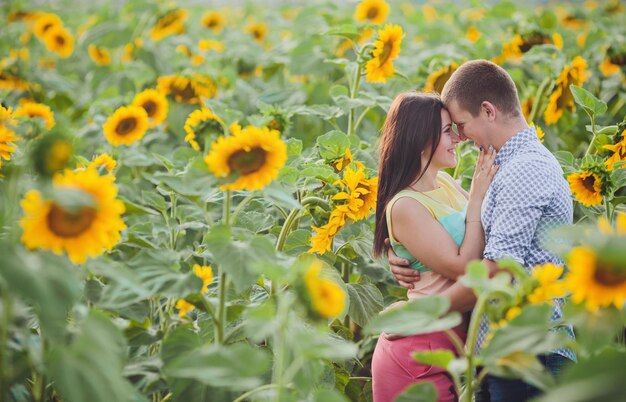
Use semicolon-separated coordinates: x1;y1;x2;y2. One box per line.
253;29;263;40
55;35;66;46
582;175;597;193
116;117;137;135
142;101;157;118
207;19;218;28
379;40;393;66
227;147;267;175
47;204;97;238
171;82;197;101
367;7;379;19
593;264;626;287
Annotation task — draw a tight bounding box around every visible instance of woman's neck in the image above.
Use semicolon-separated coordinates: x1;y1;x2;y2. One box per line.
409;166;439;192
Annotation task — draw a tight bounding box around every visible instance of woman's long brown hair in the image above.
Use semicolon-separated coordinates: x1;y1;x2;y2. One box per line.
373;92;444;257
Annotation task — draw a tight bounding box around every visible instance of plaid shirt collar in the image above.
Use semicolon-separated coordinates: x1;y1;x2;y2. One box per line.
494;126;539;166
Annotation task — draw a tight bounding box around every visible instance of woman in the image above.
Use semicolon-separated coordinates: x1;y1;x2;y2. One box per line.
371;92;498;402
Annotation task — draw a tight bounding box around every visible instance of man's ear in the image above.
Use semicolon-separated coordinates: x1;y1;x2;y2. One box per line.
481;101;497;122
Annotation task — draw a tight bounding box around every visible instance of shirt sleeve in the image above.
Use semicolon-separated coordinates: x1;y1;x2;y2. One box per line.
483;158;558;264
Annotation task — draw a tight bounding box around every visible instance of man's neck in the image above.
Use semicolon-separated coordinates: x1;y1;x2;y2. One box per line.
491;117;529;151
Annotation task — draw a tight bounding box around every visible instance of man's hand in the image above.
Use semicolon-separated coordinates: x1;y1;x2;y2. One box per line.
385;238;420;289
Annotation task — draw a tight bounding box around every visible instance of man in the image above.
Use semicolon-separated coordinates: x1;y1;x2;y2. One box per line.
387;59;575;402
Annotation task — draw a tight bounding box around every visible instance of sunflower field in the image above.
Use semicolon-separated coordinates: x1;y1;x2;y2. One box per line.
1;0;626;401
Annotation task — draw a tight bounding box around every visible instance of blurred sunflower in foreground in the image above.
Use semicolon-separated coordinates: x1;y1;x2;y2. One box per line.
20;167;126;264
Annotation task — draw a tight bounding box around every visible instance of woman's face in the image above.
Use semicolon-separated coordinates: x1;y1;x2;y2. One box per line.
425;109;460;169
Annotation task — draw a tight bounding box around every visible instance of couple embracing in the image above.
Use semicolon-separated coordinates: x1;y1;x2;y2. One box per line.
371;60;574;402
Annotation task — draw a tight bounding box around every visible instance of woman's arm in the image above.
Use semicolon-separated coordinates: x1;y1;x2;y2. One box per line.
391;197;484;280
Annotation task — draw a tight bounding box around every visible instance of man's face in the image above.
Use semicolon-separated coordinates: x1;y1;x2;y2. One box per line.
447;101;487;148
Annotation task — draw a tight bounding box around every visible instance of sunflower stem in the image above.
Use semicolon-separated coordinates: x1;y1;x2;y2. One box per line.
528;77;552;124
584;114;597;157
463;295;488;402
215;190;231;345
347;63;363;137
0;289;11;402
341;262;351;328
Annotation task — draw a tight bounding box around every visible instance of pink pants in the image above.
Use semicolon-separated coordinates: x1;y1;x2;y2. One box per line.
371;328;466;402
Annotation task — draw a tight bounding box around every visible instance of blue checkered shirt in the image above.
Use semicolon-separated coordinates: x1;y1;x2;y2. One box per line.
476;126;576;361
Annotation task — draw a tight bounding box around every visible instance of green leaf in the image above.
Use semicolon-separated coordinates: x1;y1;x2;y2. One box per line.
538;10;557;29
536;348;626;402
203;225;279;293
412;349;456;369
314;389;350;402
317;130;351;160
553;151;575;169
364;296;462;336
487;351;555;391
323;25;361;40
0;246;80;340
610;168;626;189
243;299;278;342
394;382;438;402
346;283;384;327
141;190;168;212
163;343;271;390
481;305;568;365
570;85;607;117
47;311;139;402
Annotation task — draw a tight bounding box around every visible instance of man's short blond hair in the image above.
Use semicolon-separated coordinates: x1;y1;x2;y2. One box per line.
441;59;521;117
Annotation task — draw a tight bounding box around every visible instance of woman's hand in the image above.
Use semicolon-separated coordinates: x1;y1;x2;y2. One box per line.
469;144;498;202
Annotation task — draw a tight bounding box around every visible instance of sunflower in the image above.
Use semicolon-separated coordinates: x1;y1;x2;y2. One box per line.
0;72;30;91
132;89;168;127
567;170;603;207
88;44;111;66
205;125;287;191
156;74;218;104
198;39;225;53
600;57;620;77
336;27;374;57
201;10;225;33
527;263;567;304
32;134;73;177
576;33;587;48
184;108;224;151
564;246;626;311
14;101;55;129
102;105;149;146
423;63;459;94
20;167;126;264
522;96;534;121
88;153;117;174
365;24;404;83
465;26;481;42
597;212;626;236
333;148;353;173
304;261;346;319
332;165;378;221
33;13;63;41
529;122;544;143
354;0;390;25
193;264;213;293
245;22;268;43
603;130;626;171
544;56;589;125
0;125;18;169
176;299;195;317
422;4;438;22
309;209;347;255
7;10;42;23
42;25;74;58
492;34;524;64
150;9;188;41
